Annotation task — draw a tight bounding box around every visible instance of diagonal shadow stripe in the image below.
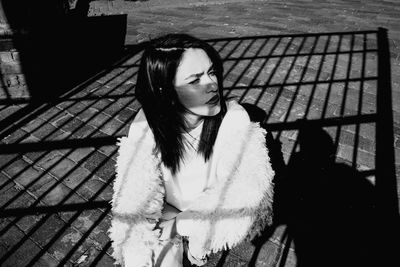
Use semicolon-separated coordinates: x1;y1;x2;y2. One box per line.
0;136;119;154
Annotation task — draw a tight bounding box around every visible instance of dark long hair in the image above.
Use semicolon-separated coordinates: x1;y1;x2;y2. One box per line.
135;33;227;174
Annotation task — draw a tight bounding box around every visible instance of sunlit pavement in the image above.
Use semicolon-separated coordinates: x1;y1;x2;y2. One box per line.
0;0;399;266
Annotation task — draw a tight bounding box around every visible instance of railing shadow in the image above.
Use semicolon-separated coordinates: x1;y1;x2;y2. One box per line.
0;28;398;266
205;28;398;266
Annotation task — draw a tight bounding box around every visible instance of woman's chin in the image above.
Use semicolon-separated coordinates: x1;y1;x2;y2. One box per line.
206;105;221;116
188;104;221;117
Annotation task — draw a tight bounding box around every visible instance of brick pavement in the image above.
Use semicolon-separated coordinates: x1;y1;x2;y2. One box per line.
0;0;399;266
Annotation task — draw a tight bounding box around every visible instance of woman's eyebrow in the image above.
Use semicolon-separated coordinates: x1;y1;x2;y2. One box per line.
184;64;214;80
185;72;203;80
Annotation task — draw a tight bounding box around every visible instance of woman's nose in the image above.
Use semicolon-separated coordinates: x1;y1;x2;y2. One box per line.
204;75;218;91
206;81;218;93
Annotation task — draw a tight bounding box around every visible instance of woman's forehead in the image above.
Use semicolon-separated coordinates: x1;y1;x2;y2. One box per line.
175;48;212;79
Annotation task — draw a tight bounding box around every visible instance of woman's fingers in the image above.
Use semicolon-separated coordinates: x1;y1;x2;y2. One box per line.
159;219;177;240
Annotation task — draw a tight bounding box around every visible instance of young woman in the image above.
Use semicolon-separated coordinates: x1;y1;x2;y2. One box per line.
109;34;274;266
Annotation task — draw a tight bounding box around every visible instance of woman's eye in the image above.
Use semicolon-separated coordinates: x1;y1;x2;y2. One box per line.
189;78;200;84
208;70;216;76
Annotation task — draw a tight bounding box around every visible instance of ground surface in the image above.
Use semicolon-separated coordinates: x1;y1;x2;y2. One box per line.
0;0;399;266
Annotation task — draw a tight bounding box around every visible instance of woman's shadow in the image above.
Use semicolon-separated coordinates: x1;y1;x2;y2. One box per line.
282;122;378;266
242;104;378;267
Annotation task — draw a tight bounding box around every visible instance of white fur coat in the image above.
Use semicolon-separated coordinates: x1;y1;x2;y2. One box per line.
109;101;274;266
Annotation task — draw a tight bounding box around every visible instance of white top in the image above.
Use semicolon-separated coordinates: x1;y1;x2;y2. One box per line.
161;121;216;211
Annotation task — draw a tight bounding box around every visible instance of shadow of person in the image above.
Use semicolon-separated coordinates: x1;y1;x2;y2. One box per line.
283;123;378;267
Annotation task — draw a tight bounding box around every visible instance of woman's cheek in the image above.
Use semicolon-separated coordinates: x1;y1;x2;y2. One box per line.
177;88;204;107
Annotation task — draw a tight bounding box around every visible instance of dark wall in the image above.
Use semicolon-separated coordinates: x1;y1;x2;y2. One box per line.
0;0;126;102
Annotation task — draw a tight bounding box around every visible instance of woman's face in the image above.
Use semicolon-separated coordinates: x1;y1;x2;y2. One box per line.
174;48;221;119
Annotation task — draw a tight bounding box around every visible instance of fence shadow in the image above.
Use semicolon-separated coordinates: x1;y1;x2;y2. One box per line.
206;28;399;266
0;28;398;266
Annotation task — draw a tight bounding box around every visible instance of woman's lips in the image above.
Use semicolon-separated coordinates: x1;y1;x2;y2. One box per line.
207;94;220;104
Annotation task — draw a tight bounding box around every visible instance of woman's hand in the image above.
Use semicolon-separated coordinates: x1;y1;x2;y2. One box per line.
162;203;181;221
184;239;208;266
158;218;177;241
158;203;181;240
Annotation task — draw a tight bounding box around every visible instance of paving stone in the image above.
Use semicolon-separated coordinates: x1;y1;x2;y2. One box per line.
21;117;47;134
230;241;255;262
23;150;59;165
34;151;65;171
97;144;118;158
254;240;283;266
76;178;103;200
0;154;20;171
55;100;78;111
37;106;63;122
2;128;28;144
61;101;89;117
95;183;114;202
0;105;24;120
83;151;115;181
103;71;134;90
62;166;93;190
31;123;61;141
30;214;66;247
71;123;97;139
115;106;136;123
76;106;101;123
42;225;83;264
0;224;24;255
31;252;59;267
49;110;74;128
96;68;127;86
0;181;21;208
0;171;11;190
99;118;124;136
102;100;132;118
3;157;31;178
87;84;114;95
0;232;43;267
70;209;101;235
28;173;59;200
88;214;112;248
87;111;111;129
41;183;72;206
17;213;47;233
67;243;103;265
355;148;376;168
205;250;247;267
91;251;117;267
13;166;44;189
60;117;84;135
66;147;95;164
48;157;77;179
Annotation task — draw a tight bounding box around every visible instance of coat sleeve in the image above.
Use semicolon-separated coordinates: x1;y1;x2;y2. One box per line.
176;124;274;259
109;110;165;266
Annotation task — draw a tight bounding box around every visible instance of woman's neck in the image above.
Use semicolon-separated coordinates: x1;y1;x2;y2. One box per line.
184;113;204;131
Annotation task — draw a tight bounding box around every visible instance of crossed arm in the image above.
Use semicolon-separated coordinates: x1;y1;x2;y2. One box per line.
157;203;181;240
157;203;207;265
